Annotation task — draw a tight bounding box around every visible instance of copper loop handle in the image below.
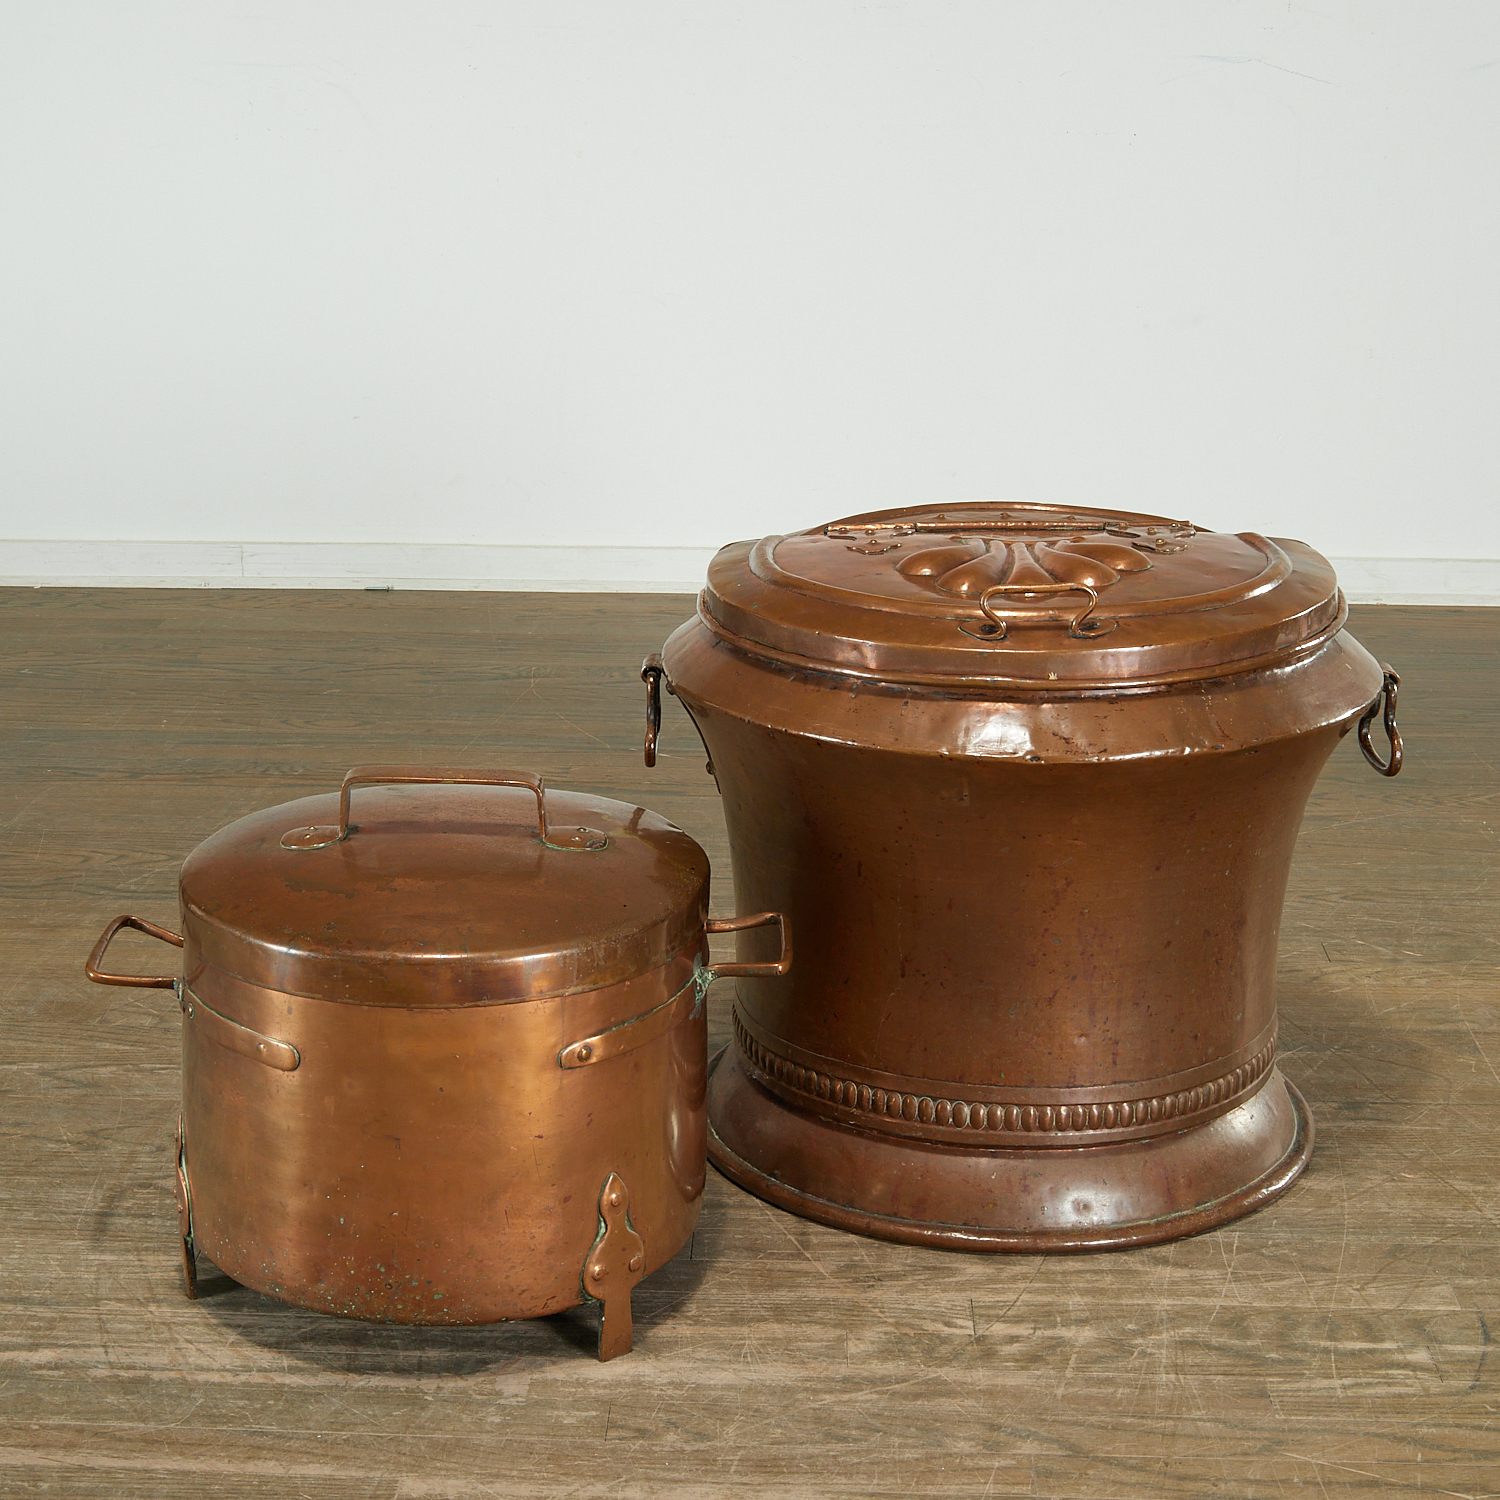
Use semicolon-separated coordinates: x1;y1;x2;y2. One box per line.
705;911;792;979
1358;664;1403;777
85;914;183;988
561;911;793;1068
965;582;1116;642
825;514;1194;539
280;766;608;851
642;653;666;769
181;986;301;1072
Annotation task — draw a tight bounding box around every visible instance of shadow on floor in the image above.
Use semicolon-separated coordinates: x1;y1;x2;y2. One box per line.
186;1237;709;1375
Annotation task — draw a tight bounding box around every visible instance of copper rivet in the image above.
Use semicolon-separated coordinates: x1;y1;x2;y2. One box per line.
628;1254;643;1272
609;1193;621;1207
578;1046;591;1061
592;1266;604;1280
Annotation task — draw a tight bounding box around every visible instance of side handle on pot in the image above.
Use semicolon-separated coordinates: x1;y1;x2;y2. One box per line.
1358;664;1403;777
642;653;671;768
280;766;608;851
559;913;791;1070
705;911;792;980
85;915;183;988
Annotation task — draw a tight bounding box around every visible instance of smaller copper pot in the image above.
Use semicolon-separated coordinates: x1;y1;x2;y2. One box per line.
85;766;789;1360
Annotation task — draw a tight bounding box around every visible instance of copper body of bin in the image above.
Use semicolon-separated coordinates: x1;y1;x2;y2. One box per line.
85;767;789;1359
647;503;1402;1251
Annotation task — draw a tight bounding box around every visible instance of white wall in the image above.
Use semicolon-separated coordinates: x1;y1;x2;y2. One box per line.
1;3;1496;597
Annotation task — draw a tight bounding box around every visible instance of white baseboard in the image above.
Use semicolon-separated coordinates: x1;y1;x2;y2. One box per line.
0;541;716;593
1324;557;1500;606
1;540;1498;604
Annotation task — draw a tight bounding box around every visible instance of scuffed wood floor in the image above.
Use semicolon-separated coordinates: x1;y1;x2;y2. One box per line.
0;590;1495;1499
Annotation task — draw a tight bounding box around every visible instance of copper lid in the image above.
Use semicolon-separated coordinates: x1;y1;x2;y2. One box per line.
179;769;710;1005
700;503;1346;688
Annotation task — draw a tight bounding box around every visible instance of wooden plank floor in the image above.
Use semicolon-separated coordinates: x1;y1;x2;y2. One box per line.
1;589;1495;1499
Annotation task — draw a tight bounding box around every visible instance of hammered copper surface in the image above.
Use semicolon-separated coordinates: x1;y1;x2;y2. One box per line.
654;502;1401;1250
175;951;706;1327
701;501;1348;687
180;771;711;1004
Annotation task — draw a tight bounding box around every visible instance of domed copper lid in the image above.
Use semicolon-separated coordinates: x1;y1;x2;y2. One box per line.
700;502;1346;688
179;768;710;1005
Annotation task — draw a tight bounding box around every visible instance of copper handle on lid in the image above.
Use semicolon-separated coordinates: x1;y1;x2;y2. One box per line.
1358;665;1403;776
962;582;1116;642
85;914;183;988
705;910;792;979
826;511;1195;540
280;766;608;851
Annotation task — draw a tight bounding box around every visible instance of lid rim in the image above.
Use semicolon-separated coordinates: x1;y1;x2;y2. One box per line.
183;942;708;1014
703;504;1344;685
694;590;1350;696
176;782;711;1007
181;913;710;1007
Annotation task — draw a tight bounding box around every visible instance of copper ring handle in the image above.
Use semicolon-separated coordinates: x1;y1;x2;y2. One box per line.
281;766;608;851
642;653;666;768
85;914;183;988
705;911;792;979
963;582;1116;642
1358;664;1403;777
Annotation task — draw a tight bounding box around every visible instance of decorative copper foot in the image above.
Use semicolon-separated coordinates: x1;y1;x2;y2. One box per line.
174;1114;198;1300
583;1172;646;1361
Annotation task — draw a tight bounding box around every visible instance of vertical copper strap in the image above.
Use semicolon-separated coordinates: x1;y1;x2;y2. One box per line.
583;1173;646;1361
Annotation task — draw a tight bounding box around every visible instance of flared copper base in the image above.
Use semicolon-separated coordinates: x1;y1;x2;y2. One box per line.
706;1047;1314;1252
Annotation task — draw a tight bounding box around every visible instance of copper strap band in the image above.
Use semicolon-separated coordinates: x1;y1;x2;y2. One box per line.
558;972;704;1070
182;986;301;1072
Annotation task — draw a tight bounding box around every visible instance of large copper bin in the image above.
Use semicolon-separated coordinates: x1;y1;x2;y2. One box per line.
648;503;1402;1251
86;766;788;1358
